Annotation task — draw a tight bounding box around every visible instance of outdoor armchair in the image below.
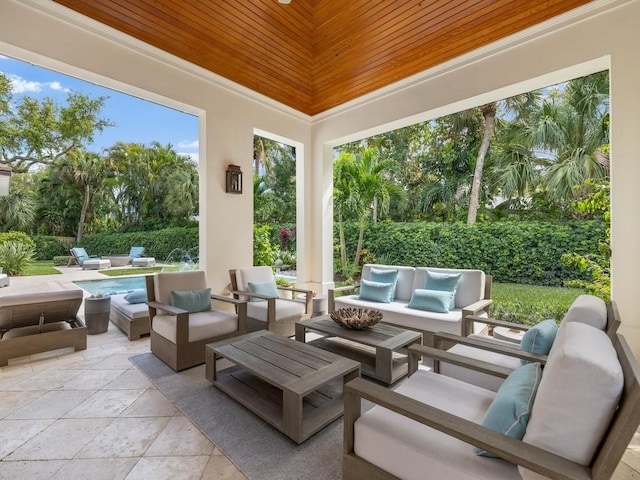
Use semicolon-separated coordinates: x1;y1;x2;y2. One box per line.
229;266;312;337
146;270;247;371
344;323;640;480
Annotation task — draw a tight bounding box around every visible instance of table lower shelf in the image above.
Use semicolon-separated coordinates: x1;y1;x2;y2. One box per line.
212;365;347;444
308;336;410;385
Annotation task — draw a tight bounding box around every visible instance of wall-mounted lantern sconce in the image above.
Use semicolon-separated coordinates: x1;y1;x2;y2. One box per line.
0;164;12;197
226;164;243;194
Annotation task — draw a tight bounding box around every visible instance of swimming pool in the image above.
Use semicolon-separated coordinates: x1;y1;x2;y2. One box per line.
74;276;146;295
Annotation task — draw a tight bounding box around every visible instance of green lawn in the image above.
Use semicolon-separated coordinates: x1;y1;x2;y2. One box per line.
22;260;61;276
491;282;584;325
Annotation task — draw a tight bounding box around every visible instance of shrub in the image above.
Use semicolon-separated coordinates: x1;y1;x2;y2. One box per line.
77;227;199;261
0;231;36;252
0;241;35;275
254;225;276;266
33;235;72;260
53;255;71;266
336;220;605;287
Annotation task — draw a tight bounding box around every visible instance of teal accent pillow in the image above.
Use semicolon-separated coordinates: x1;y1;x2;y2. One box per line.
247;280;279;302
424;270;461;310
407;289;454;313
370;268;399;302
520;319;558;365
124;290;147;304
170;288;212;313
359;279;394;303
475;362;543;457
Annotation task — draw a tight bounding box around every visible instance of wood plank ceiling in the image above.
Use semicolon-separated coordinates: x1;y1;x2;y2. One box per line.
52;0;593;115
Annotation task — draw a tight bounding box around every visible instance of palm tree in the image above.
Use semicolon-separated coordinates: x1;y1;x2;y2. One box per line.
0;173;37;232
333;147;405;268
56;151;109;242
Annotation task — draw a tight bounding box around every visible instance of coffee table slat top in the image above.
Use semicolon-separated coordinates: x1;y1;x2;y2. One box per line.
210;330;358;391
299;316;422;348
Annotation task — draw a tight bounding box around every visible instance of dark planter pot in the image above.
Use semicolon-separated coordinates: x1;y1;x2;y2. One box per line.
84;296;111;334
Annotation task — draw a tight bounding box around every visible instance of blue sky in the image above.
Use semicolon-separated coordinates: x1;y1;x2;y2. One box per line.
0;54;199;162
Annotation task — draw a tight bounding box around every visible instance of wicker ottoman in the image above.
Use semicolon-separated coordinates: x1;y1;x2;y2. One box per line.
82;259;111;270
132;257;155;267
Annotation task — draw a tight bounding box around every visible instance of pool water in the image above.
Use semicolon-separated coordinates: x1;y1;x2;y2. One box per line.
74;276;146;295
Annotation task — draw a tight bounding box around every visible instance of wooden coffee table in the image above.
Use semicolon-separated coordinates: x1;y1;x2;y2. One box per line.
295;316;422;385
205;330;360;444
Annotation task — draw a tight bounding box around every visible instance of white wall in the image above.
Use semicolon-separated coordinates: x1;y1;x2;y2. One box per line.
309;0;640;354
2;0;639;354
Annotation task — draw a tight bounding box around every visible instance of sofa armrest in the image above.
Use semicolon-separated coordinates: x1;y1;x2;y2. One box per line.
465;313;533;332
407;344;513;379
343;377;592;480
328;284;361;312
433;332;548;365
279;286;313;314
146;300;188;316
459;299;493;336
210;295;247;332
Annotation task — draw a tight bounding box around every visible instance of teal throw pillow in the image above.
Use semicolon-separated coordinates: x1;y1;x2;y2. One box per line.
475;362;543;457
170;288;212;313
520;319;558;365
247;280;279;302
424;270;461;310
124;290;147;304
359;279;394;304
407;288;454;313
370;268;399;302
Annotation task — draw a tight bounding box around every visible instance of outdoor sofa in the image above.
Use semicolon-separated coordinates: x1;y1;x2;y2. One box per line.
330;264;492;345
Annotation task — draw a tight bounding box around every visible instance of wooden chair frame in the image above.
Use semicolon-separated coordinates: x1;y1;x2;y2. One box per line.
145;275;247;371
343;333;640;480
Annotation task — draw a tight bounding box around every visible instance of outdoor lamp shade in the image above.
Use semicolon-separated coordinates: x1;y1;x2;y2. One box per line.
226;164;243;194
0;164;12;197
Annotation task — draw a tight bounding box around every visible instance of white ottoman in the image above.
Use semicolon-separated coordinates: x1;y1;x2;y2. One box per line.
132;257;155;267
82;259;111;270
0;274;8;287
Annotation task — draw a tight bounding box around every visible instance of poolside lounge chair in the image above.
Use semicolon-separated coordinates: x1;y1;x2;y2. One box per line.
70;247;110;270
70;247;96;266
128;246;145;263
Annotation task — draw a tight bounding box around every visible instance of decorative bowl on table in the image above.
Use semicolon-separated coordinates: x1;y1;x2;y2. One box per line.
330;307;383;330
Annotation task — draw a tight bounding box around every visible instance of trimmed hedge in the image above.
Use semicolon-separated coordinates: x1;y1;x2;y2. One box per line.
77;227;199;262
336;220;605;287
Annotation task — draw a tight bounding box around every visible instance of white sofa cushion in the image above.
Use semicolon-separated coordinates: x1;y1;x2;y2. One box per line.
110;294;149;320
560;294;607;330
414;267;485;309
354;370;520;480
361;264;416;302
247;298;306;322
334;296;466;335
152;310;238;343
519;321;623;479
235;266;277;302
154;271;207;308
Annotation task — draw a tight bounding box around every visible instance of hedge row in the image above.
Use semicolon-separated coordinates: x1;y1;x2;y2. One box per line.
77;227;199;262
336;220;605;287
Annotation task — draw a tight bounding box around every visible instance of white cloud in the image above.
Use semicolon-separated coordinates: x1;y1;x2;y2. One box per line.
177;139;199;149
178;152;199;164
5;74;70;94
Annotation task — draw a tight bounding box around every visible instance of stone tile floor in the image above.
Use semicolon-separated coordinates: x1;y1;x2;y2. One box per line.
1;268;640;479
0;328;247;480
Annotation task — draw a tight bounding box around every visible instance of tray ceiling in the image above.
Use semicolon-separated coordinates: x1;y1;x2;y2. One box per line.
52;0;593;115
